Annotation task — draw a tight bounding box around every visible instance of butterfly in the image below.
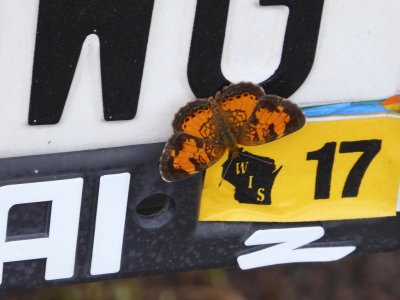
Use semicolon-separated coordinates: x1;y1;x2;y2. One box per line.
159;82;306;182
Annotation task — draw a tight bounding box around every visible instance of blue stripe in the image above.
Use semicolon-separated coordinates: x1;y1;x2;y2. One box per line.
302;100;389;117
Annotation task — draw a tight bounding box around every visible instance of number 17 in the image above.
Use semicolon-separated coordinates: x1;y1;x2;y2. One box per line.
306;140;382;199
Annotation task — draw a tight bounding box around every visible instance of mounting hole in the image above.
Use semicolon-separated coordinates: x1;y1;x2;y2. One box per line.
135;193;175;228
136;193;170;217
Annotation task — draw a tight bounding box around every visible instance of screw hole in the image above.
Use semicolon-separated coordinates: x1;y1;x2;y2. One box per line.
135;193;175;229
136;193;171;218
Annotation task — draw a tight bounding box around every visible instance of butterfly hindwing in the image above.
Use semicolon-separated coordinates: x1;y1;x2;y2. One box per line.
160;132;226;182
238;95;306;145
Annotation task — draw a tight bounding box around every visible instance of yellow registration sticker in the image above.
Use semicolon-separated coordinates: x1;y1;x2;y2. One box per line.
199;114;400;222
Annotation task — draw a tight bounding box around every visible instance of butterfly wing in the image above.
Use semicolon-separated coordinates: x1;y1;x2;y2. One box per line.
238;95;306;145
160;132;226;182
160;99;226;182
214;82;266;137
172;99;220;140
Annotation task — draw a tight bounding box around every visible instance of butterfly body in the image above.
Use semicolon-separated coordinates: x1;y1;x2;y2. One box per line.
207;96;241;158
160;82;306;182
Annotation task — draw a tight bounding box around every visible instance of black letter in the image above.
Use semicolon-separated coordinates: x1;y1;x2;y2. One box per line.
188;0;324;98
29;0;154;125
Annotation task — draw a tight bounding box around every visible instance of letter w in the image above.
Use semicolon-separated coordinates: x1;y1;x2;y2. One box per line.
236;162;249;174
237;226;355;270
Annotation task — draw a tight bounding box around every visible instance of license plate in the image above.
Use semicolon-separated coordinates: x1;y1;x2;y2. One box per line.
0;0;399;157
0;0;399;290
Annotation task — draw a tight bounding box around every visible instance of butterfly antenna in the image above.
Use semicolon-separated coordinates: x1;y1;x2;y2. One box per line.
218;156;234;187
239;152;272;165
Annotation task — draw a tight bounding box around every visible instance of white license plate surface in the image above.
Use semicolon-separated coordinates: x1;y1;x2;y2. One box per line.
0;0;399;158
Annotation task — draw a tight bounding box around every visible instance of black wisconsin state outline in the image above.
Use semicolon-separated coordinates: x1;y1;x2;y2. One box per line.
221;149;282;205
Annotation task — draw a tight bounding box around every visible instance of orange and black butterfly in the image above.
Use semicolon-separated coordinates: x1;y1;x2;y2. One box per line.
160;82;306;182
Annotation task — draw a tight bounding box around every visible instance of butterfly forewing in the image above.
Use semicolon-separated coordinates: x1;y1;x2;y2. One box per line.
215;83;266;137
238;95;306;145
217;82;265;99
172;99;220;141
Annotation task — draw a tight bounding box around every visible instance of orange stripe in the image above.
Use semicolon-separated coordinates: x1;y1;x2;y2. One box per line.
381;95;400;106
